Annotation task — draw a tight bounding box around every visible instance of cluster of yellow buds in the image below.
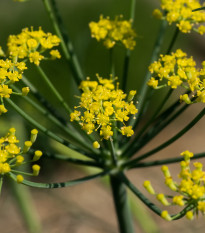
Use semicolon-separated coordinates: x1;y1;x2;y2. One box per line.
0;58;29;115
153;0;205;34
147;49;205;104
89;15;136;50
143;150;205;221
7;27;61;65
70;75;138;146
0;128;42;183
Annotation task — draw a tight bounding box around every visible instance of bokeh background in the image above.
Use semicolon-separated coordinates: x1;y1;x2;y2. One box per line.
1;0;205;232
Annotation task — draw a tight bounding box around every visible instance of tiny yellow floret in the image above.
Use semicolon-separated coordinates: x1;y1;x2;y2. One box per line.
32;164;41;176
161;210;172;221
16;175;24;183
93;141;100;149
33;150;43;161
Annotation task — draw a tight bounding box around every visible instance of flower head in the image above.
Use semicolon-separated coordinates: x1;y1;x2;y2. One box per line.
7;27;61;65
89;15;136;50
143;150;205;220
0;58;29;113
70;75;138;144
154;0;205;34
0;128;42;185
147;49;205;104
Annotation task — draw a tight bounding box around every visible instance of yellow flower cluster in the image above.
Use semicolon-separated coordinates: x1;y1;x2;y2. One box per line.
0;58;29;115
70;75;138;144
147;49;205;104
153;0;205;34
7;27;61;65
89;15;136;50
144;150;205;221
0;128;42;183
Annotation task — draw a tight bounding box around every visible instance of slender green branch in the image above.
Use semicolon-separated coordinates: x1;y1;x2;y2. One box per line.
42;0;84;85
34;66;95;144
121;173;195;221
120;172;162;217
122;97;189;158
171;204;196;220
36;65;72;114
124;107;205;166
11;85;91;151
166;28;179;54
121;0;136;92
121;88;173;156
9;170;110;189
126;152;205;169
130;19;168;128
109;48;115;77
22;75;68;125
38;150;103;168
6;98;100;160
110;173;134;233
192;7;205;12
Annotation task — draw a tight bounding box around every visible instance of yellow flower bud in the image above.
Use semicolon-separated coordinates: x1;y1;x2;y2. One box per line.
16;175;24;183
143;180;155;195
93;141;100;149
33;150;43;161
15;155;24;166
161;210;172;221
30;129;38;143
23;141;32;153
32;164;40;176
157;193;170;206
22;87;30;96
186;211;194;220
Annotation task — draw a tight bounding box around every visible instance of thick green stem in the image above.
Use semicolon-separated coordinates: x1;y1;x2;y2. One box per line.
110;173;134;233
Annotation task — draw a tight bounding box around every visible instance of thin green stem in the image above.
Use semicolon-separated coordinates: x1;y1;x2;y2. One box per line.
121;0;136;92
109;48;115;77
122;97;190;158
42;0;84;85
124;107;205;167
130;19;168;128
9;170;110;189
166;28;179;54
36;65;95;143
121;172;194;221
12;85;90;151
22;75;68;126
120;173;162;217
6;98;100;159
39;150;103;167
110;173;134;233
121;88;173;155
126;152;205;169
36;65;72;114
